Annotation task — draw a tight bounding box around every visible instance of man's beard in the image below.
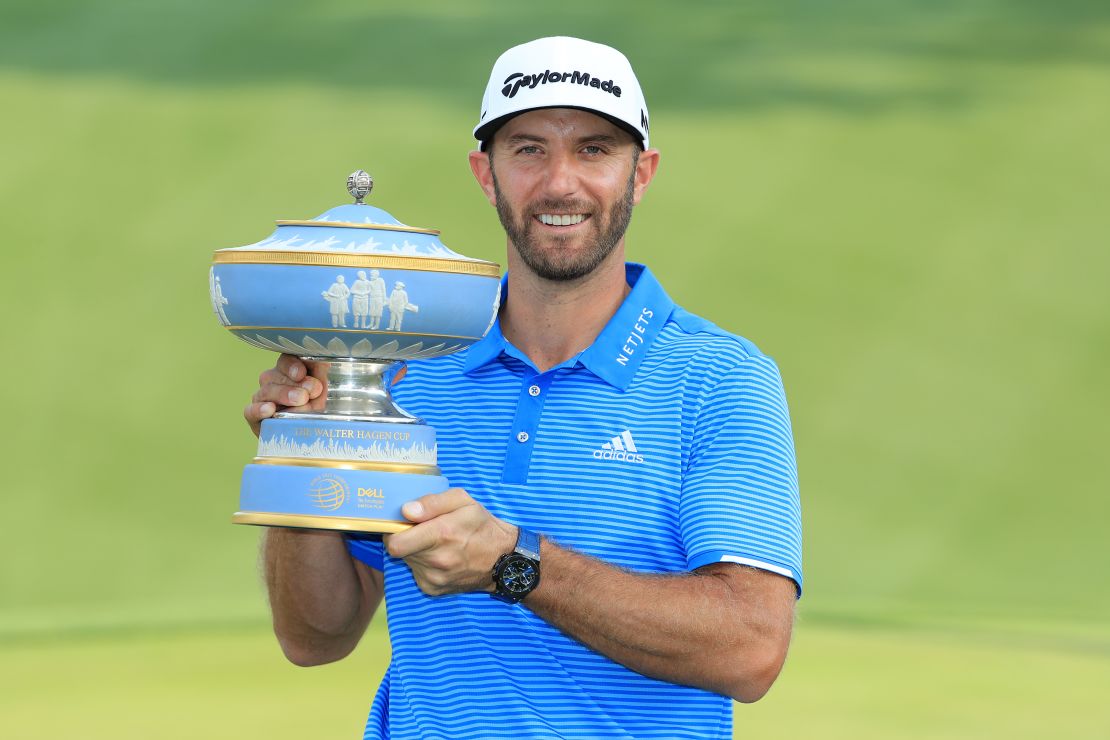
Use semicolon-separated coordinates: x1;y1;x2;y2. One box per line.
491;160;637;282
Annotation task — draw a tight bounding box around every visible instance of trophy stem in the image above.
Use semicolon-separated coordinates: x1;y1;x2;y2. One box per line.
275;358;421;424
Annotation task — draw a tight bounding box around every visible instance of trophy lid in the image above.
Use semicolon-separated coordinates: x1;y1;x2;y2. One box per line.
213;170;497;271
209;169;503;364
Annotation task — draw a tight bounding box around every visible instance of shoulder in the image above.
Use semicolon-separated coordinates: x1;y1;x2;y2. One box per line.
401;352;467;381
639;306;791;434
653;305;781;379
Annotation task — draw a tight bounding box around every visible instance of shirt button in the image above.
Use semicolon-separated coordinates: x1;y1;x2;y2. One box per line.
528;385;541;397
516;431;530;443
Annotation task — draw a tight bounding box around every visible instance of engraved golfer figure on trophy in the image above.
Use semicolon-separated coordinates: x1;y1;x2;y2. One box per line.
322;275;351;328
387;281;418;331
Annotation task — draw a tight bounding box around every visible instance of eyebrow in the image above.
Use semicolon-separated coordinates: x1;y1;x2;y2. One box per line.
503;133;547;146
501;133;625;147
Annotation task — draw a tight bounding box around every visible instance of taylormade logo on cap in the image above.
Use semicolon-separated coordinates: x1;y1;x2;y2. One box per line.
474;36;650;149
500;70;622;100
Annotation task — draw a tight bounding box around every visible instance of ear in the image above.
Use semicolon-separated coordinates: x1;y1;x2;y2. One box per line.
631;148;660;206
469;150;497;207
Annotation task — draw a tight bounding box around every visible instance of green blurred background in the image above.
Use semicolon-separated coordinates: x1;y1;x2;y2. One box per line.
2;0;1108;737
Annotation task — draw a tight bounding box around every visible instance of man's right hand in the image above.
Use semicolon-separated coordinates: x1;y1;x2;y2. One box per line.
244;354;328;437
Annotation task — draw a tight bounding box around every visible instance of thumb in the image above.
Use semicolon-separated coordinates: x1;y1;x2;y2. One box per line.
401;488;471;522
400;499;430;523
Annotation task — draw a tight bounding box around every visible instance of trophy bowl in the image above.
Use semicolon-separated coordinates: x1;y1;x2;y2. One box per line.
210;170;501;533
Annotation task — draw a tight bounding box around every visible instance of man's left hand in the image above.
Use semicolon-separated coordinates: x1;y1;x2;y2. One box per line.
384;489;517;596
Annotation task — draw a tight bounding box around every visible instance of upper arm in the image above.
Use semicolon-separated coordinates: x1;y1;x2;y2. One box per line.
680;353;803;594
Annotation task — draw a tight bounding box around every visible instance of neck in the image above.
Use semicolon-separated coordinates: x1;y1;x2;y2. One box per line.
500;247;630;373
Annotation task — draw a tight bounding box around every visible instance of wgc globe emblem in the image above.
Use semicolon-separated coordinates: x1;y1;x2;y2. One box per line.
308;473;349;511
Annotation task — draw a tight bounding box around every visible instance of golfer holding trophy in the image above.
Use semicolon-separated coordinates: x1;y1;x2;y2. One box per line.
218;37;802;740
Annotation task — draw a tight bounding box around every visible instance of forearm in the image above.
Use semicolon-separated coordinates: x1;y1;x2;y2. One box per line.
524;540;795;702
263;528;380;666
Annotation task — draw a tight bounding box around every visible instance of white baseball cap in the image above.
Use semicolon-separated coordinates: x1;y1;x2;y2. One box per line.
474;37;650;150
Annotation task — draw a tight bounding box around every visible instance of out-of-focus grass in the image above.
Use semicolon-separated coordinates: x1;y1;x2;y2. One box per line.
3;621;1107;739
0;623;390;739
3;35;1108;632
742;621;1110;739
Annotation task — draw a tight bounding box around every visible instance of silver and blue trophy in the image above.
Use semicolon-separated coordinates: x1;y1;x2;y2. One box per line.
210;170;501;533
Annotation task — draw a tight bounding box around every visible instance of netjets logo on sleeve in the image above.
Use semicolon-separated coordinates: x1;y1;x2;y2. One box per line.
501;70;623;99
593;430;645;464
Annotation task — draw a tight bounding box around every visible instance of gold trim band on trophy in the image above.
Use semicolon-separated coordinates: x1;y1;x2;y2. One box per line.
233;511;413;533
251;456;442;475
212;249;501;277
225;326;479;341
275;219;441;235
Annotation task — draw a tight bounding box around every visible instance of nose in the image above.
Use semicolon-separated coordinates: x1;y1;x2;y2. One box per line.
542;149;579;198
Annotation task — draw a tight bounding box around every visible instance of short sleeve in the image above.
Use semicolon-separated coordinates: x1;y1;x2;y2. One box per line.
680;353;803;594
345;533;385;571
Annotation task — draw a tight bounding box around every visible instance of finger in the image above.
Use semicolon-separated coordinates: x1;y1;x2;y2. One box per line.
306;385;327;411
291;373;324;399
400;488;473;523
258;368;295;392
267;357;325;398
276;354;308;382
387;490;473;559
257;366;321;397
282;396;327;414
279;404;312;416
244;400;277;422
304;361;329;399
253;382;311;407
386;519;442;559
244;401;277;437
306;359;330;378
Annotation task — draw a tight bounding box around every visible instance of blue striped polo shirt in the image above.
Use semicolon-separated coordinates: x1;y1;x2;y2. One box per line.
346;263;802;740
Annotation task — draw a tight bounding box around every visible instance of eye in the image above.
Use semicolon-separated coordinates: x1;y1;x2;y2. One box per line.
582;145;604;155
517;144;541;155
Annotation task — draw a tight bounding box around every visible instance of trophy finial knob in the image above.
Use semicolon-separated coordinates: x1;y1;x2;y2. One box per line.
347;170;374;205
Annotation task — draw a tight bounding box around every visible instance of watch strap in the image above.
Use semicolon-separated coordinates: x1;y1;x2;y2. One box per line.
514;527;541;561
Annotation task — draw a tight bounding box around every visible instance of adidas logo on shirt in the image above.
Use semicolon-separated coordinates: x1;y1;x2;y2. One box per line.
593;430;645;464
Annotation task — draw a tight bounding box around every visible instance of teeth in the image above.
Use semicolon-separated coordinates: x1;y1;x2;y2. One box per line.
539;214;586;226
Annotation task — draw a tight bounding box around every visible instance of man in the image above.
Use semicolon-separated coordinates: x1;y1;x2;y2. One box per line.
246;36;802;739
209;272;230;326
386;280;416;331
350;270;373;329
366;268;387;330
321;274;350;328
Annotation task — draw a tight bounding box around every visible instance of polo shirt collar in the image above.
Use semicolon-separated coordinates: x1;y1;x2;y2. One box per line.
463;263;675;390
461;293;508;373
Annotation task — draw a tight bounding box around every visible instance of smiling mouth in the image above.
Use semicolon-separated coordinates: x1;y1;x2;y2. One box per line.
536;213;588;227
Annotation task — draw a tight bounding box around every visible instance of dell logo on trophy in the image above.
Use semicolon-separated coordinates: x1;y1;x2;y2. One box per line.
210;170;501;533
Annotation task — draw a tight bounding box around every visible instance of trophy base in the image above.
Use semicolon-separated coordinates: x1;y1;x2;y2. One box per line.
235;416;449;534
232;511;415;533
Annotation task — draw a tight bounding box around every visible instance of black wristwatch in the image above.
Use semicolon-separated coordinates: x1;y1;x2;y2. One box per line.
491;527;541;603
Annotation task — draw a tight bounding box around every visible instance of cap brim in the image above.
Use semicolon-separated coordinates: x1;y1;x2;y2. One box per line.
475;106;646;151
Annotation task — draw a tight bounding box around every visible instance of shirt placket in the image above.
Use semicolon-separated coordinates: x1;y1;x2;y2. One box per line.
501;369;555;485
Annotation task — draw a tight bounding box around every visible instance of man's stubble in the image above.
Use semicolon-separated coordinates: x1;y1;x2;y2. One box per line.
490;153;638;282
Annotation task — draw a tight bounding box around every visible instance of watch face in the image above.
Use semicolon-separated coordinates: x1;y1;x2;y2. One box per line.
500;556;538;595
